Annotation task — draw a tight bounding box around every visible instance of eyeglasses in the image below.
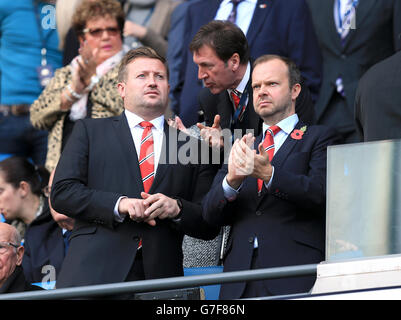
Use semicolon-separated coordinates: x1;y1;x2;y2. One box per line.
0;241;19;255
43;185;51;198
82;27;120;38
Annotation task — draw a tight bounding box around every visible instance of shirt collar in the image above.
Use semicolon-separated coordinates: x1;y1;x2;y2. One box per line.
228;61;251;96
262;113;299;138
124;109;165;132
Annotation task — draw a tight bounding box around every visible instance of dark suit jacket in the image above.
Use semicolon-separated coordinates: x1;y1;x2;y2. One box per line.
51;113;220;288
22;201;65;284
171;0;322;127
202;120;340;298
307;0;401;133
355;50;401;142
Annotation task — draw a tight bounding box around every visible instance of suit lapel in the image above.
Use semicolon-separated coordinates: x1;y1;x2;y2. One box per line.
246;77;262;136
112;113;144;193
271;121;304;170
253;121;304;205
246;0;272;47
319;0;343;53
218;92;234;129
148;121;172;193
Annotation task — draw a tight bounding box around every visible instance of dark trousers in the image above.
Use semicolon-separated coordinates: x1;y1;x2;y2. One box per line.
241;248;273;298
125;249;145;281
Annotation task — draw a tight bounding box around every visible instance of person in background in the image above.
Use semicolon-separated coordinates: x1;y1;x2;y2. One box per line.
0;157;49;240
30;0;125;173
0;222;42;293
0;0;62;165
122;0;181;58
306;0;401;144
355;50;401;142
22;168;74;284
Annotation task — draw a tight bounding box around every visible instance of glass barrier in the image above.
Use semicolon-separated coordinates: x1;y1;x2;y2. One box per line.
326;139;401;261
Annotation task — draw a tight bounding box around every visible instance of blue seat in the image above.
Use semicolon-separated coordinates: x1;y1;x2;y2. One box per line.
184;266;223;300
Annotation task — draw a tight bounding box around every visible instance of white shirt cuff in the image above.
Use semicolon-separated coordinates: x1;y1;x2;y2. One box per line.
222;175;242;201
264;166;275;190
114;196;127;222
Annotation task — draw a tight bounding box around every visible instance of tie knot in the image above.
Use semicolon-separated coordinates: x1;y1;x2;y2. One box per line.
266;125;281;137
230;90;241;108
139;121;153;129
231;0;243;5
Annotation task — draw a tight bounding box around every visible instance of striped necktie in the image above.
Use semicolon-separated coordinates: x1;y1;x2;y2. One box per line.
227;0;244;24
139;121;154;193
230;89;241;109
257;125;281;193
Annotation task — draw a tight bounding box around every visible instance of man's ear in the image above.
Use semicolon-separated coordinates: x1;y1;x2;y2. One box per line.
117;82;126;99
229;53;241;72
291;83;301;101
16;246;24;266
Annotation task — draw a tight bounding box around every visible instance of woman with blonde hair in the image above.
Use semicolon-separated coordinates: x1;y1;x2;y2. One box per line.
31;0;125;172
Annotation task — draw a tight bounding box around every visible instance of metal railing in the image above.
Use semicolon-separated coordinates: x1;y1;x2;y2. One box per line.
0;263;317;300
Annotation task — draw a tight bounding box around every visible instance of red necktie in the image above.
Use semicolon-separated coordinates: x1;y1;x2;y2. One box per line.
257;125;281;193
137;121;154;250
230;90;241;110
139;121;154;193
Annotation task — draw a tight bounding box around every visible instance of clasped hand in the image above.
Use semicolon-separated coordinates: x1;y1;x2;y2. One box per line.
226;133;273;189
118;192;180;226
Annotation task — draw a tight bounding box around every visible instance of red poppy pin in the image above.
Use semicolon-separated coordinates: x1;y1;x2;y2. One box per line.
290;126;307;140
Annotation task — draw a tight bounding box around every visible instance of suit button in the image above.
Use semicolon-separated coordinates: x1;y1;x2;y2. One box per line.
341;54;347;59
248;237;254;243
256;211;262;216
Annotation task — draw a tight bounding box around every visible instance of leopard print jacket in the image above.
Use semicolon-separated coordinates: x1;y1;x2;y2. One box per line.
30;64;124;172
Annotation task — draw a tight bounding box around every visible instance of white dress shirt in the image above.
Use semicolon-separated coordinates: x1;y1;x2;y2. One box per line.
333;0;358;37
214;0;257;35
227;62;251;112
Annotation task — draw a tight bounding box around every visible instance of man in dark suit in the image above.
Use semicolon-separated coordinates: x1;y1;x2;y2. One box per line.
51;47;219;289
181;20;315;152
170;0;322;127
307;0;401;144
202;55;340;299
355;50;401;142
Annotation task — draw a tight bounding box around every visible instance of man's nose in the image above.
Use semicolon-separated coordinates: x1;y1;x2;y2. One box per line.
258;85;269;97
198;67;207;80
147;76;157;87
